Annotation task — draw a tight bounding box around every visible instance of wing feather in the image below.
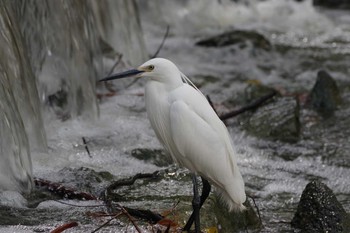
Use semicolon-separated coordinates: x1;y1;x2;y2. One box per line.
168;85;246;209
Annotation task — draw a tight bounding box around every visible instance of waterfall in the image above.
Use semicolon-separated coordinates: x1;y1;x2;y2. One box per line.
91;0;148;66
0;0;147;192
0;1;34;192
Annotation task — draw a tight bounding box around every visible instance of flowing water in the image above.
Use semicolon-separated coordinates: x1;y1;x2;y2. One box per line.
0;0;349;232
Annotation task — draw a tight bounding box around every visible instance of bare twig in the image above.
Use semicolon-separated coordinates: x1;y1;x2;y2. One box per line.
125;77;142;89
124;25;170;89
107;54;123;76
82;137;91;157
55;200;163;224
104;54;124;93
206;95;218;115
247;195;263;227
119;204;143;233
152;25;170;58
91;212;123;233
219;90;277;120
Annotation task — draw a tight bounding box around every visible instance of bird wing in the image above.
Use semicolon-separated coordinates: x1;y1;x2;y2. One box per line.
168;85;246;206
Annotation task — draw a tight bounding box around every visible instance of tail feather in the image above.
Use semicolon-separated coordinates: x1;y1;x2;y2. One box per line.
216;187;246;212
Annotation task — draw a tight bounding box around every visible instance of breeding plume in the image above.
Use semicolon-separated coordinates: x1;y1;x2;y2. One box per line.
100;58;246;232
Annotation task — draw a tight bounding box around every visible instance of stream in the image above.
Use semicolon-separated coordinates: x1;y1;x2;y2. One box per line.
0;0;349;232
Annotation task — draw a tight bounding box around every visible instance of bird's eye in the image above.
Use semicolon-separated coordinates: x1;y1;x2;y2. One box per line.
148;65;155;70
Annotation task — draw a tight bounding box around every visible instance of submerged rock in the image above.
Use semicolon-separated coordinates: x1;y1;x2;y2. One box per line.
246;97;300;143
130;148;173;167
308;70;341;117
196;30;272;50
291;181;350;233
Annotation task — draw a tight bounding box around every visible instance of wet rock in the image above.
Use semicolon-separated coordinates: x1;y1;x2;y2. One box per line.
291;181;350;233
246;97;300;143
313;0;350;9
196;30;272;50
211;195;262;232
58;167;114;193
244;82;278;104
308;70;341;117
130;148;172;167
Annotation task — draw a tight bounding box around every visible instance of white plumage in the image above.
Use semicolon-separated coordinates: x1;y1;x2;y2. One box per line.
142;58;246;211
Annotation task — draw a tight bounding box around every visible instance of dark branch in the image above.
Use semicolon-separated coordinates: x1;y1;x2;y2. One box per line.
124;207;164;224
247;194;263;227
206;95;218;115
219;90;277;120
82;137;91;157
152;25;170;58
105;171;160;193
107;54;123;76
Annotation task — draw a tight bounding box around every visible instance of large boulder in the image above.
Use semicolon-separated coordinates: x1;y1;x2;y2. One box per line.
291;181;350;233
246;97;300;143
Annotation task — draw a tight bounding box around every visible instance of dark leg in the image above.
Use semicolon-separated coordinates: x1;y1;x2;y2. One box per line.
183;176;211;232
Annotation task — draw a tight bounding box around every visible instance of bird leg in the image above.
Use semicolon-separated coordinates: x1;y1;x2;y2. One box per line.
183;176;211;232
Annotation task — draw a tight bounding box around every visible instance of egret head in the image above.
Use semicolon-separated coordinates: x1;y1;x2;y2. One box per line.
99;58;182;85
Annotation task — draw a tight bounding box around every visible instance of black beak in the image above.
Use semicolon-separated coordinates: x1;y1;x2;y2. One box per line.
99;69;145;82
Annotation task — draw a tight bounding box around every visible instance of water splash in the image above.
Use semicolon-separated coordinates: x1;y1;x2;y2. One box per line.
92;0;148;66
139;0;333;36
0;0;148;192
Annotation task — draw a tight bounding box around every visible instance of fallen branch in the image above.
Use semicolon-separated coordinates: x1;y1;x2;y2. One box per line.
56;199;164;225
124;207;164;224
119;204;143;233
34;178;97;201
219;90;277;120
104;171;160;195
91;212;123;233
50;221;78;233
102;171;164;224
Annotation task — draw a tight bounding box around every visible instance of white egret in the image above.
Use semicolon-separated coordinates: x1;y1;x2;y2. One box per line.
100;58;246;232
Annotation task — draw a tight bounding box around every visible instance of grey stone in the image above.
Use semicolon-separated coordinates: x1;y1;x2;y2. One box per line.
308;70;341;117
247;97;300;143
291;181;350;233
